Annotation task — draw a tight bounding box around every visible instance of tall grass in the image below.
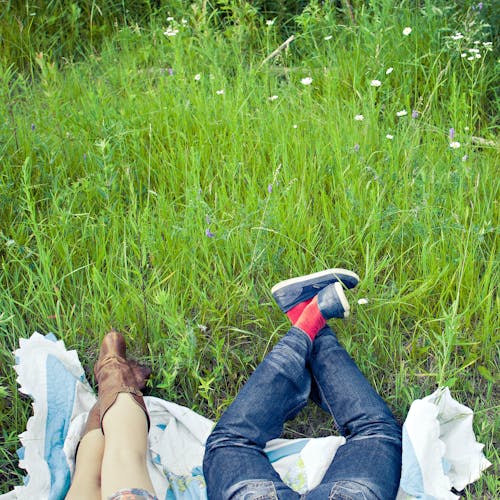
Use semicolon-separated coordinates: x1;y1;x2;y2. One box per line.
0;0;498;495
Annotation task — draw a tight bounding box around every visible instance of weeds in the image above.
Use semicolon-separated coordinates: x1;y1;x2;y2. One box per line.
0;0;498;496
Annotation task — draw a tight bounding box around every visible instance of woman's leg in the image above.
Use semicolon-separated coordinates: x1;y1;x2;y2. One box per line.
307;325;402;499
100;393;154;499
203;327;312;499
92;330;155;500
65;429;104;500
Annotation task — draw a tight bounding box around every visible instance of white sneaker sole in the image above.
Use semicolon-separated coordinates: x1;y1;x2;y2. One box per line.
333;281;350;318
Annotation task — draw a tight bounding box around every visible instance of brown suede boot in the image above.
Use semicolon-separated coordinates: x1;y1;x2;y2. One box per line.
82;402;101;435
73;402;101;460
94;329;151;431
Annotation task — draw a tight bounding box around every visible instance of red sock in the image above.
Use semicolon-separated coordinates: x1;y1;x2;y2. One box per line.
294;296;326;341
285;299;313;323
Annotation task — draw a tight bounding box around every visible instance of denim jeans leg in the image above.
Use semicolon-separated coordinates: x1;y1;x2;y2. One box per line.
307;326;402;500
203;327;311;499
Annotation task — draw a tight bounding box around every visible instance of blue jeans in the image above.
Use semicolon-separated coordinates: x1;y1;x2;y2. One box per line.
203;326;402;499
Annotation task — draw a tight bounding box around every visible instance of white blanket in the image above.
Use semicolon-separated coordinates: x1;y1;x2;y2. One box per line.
1;333;490;500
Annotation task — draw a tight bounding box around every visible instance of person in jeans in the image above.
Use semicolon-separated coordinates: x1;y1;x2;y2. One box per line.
203;269;402;499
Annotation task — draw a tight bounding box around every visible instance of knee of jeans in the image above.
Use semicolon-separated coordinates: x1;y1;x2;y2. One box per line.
226;479;278;500
328;480;379;500
352;415;402;442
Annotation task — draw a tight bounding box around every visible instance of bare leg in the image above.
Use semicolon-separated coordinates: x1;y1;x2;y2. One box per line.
65;429;104;500
100;393;154;499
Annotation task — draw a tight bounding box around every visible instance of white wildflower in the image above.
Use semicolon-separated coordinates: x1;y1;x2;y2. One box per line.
300;77;313;85
396;110;408;117
216;89;224;95
166;16;174;21
469;48;480;53
449;141;461;149
293;124;298;129
370;79;382;87
357;298;369;305
266;19;275;26
386;134;394;140
461;53;467;58
402;27;412;36
354;114;364;121
268;95;279;101
451;33;464;40
163;27;179;37
324;35;333;40
194;73;201;81
386;67;394;74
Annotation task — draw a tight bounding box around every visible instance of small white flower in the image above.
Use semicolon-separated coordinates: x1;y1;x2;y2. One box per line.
467;56;474;61
197;324;208;332
386;67;394;74
452;33;464;40
474;40;481;45
300;77;313;85
166;16;174;21
370;79;382;87
266;19;275;26
483;42;493;47
6;239;15;247
461;53;467;58
194;73;201;81
268;95;279;101
386;134;394;140
402;27;412;36
461;154;468;162
354;114;364;121
475;53;481;59
216;89;224;95
469;48;480;53
163;27;179;37
181;18;188;25
396;110;408;117
449;141;461;149
293;124;298;129
357;298;369;305
324;35;333;41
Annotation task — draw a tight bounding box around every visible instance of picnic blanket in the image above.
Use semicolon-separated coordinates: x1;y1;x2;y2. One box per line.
1;332;491;500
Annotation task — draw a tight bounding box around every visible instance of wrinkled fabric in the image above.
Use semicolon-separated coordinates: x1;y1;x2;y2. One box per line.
1;332;491;500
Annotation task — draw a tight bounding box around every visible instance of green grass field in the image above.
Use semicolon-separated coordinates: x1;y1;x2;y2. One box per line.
0;0;498;496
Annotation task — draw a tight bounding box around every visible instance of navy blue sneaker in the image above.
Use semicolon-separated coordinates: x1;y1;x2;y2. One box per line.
317;282;350;319
271;268;359;313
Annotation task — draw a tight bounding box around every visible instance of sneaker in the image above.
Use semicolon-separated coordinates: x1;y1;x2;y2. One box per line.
317;282;350;319
271;268;359;312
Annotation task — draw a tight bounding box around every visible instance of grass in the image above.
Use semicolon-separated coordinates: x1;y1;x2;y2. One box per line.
0;0;498;496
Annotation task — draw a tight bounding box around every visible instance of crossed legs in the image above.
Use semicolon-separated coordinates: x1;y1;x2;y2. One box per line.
204;272;402;499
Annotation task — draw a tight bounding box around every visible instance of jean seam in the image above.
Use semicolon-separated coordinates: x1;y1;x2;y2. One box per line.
310;371;343;435
284;400;308;421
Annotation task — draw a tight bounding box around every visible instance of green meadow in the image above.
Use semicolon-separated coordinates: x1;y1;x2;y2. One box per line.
0;0;498;495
